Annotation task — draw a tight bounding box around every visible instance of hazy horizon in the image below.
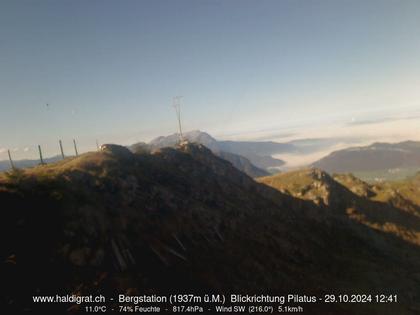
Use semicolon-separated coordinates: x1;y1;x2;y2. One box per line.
1;0;420;161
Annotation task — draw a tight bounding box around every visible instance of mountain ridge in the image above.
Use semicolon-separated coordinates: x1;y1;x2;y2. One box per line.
1;144;419;314
312;141;420;178
258;168;420;245
146;130;287;170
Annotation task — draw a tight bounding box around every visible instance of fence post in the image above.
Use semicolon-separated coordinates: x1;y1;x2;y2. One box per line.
7;149;15;170
73;139;79;156
38;145;45;165
59;140;65;159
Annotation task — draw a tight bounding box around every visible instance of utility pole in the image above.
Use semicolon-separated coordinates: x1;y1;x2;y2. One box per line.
73;139;79;156
173;96;184;143
59;140;65;159
96;139;100;151
38;145;45;165
7;149;15;170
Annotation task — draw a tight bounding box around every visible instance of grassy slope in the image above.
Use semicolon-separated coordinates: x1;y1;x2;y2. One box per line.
259;169;420;245
1;148;419;314
259;169;420;314
352;167;420;183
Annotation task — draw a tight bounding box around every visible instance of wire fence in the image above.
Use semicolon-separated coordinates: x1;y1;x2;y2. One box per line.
1;139;101;172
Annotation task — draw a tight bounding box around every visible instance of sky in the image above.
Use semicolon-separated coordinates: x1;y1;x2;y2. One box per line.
1;0;420;160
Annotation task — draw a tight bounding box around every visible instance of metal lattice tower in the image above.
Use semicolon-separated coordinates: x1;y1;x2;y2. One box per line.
173;96;184;142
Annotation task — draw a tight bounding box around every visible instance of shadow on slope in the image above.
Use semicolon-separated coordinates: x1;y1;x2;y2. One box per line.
0;145;419;314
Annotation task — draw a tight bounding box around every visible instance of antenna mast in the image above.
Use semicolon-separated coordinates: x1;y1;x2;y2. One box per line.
173;96;184;142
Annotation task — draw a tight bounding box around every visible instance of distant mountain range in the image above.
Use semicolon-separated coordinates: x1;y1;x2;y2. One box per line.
1;131;287;178
3;133;420;182
129;130;294;177
148;130;290;169
312;141;420;179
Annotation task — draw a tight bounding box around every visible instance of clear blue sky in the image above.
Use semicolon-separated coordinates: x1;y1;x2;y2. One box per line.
1;0;420;159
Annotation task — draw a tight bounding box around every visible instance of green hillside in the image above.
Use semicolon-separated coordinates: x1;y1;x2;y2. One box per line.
1;146;419;314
